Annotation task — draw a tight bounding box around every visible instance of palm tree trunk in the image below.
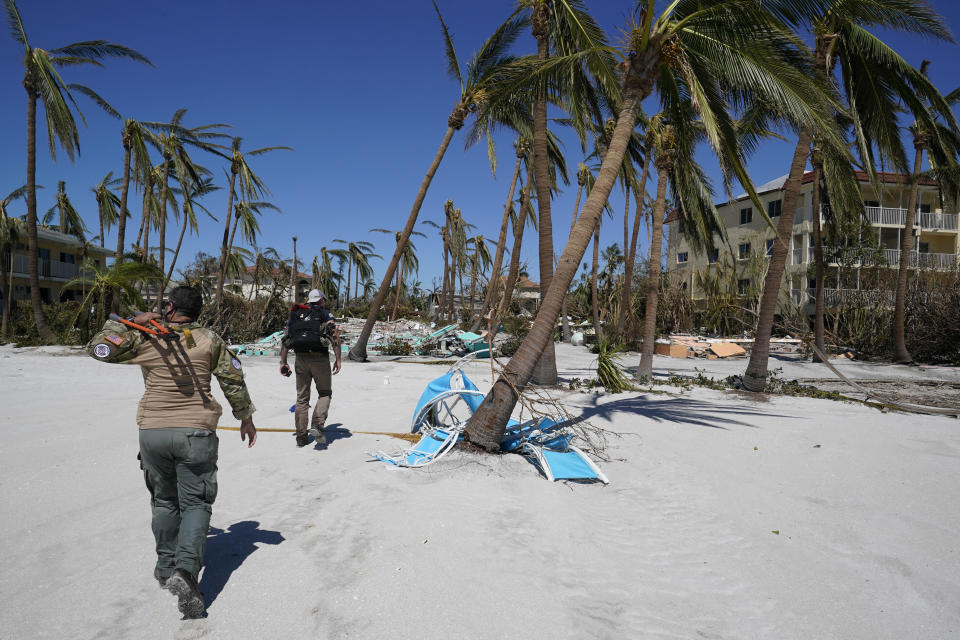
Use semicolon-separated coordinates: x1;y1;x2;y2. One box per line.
348;124;459;362
24;88;54;341
464;84;648;450
561;179;585;342
591;224;601;340
156;158;171;309
470;153;523;333
636;164;669;379
2;251;15;337
163;204;189;290
391;262;403;320
439;234;450;322
469;247;477;321
530;7;556;386
135;175;152;258
620;149;652;337
743;129;812;391
497;164;535;324
214;172;238;308
810;150;826;362
893;143;924;363
98;197;105;249
115;136;132;263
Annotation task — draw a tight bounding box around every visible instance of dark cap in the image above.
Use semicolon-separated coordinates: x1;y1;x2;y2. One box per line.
167;285;203;320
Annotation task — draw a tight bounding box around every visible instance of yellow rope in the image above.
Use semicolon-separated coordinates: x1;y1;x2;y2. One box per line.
217;426;419;442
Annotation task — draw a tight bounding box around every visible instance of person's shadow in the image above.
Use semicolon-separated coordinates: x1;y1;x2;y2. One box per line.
201;521;284;607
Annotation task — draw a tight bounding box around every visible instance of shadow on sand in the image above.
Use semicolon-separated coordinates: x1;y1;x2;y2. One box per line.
565;394;794;430
201;521;284;608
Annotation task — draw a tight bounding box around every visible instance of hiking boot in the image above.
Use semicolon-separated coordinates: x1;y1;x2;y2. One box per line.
308;427;326;446
154;568;170;588
296;434;309;447
166;569;205;619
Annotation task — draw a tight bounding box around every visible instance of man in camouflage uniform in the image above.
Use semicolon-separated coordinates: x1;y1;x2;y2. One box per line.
87;286;257;619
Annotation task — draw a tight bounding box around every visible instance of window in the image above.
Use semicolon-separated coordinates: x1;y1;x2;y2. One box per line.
708;249;719;264
737;279;751;295
60;252;75;264
864;200;880;208
766;239;775;256
919;242;930;254
677;251;688;264
920;203;931;213
739;207;753;224
767;199;782;217
738;243;751;260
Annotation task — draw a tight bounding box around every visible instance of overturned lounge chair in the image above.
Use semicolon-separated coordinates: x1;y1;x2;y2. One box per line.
370;370;483;467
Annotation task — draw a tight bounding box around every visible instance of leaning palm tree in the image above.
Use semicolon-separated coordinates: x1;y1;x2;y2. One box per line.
348;5;526;361
465;234;494;319
214;137;292;308
743;0;957;386
464;0;841;450
497;165;539;323
163;176;219;293
4;0;151;340
91;172;122;249
1;186;28;336
64;260;163;335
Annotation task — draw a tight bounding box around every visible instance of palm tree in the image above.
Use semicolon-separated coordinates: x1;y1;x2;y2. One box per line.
64;260;163;334
466;234;493;319
515;0;620;385
214;137;292;308
464;0;840;450
142;109;229;302
371;228;426;320
164;176;219;292
91;172;122;249
1;186;28;336
348;5;525;361
42;181;87;240
892;70;960;362
333;239;379;306
497;163;538;323
743;0;957;386
114;118;154;265
4;0;151;341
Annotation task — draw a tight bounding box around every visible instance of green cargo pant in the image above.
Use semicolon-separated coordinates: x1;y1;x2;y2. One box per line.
294;351;332;438
139;427;219;580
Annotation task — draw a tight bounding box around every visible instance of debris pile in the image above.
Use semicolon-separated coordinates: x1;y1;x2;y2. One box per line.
653;334;802;359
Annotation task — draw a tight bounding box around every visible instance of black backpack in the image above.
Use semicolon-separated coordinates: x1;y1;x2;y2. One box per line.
287;305;330;352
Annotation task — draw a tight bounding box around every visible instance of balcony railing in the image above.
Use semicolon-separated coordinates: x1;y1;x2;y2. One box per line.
807;288;895;306
11;254;79;280
881;249;957;270
919;212;958;230
865;206;906;225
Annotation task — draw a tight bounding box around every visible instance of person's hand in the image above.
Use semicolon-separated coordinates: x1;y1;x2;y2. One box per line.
280;362;291;377
240;417;257;448
133;311;161;325
332;358;341;375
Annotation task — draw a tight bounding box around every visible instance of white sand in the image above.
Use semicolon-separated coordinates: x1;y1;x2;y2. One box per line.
1;342;958;639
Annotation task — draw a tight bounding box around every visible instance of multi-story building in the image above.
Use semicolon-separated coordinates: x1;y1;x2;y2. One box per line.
6;227;114;304
665;171;959;313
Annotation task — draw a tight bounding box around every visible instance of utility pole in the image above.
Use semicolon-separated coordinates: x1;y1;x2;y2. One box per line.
290;236;298;303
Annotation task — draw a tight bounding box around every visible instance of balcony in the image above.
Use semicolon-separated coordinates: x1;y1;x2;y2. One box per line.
11;254;79;280
881;249;957;270
919;212;958;230
865;206;906;225
807;288;895;306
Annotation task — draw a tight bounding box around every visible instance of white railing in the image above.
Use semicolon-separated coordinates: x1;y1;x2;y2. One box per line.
865;206;906;225
9;254;78;279
919;212;958;230
808;288;895;306
882;249;957;270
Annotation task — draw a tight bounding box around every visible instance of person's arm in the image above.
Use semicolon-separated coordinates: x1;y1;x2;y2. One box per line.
86;318;145;364
279;344;291;377
209;331;257;446
330;321;342;375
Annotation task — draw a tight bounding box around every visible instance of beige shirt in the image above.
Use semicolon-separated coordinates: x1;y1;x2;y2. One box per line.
88;320;255;430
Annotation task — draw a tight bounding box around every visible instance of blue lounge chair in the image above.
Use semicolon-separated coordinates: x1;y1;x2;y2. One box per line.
519;418;609;483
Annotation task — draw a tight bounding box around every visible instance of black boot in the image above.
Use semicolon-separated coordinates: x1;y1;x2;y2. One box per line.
166;568;205;618
154;567;170;588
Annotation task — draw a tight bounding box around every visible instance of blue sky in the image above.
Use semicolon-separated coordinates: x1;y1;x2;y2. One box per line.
2;0;959;292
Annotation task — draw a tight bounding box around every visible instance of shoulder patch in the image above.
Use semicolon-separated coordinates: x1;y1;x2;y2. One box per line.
231;357;242;370
104;334;124;346
93;344;111;358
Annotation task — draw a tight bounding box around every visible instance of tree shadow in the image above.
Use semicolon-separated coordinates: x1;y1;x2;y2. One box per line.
201;521;284;608
563;394;794;430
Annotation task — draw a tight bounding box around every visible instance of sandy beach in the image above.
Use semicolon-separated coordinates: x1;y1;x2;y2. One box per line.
1;342;959;639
